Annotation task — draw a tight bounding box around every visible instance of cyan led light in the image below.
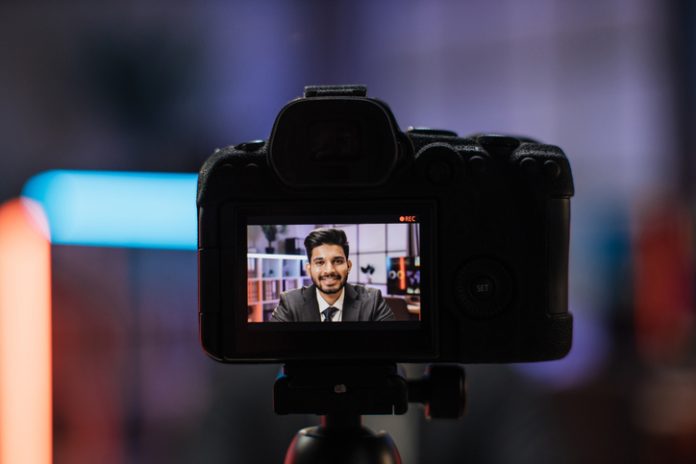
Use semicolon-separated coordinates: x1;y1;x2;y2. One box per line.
22;170;198;250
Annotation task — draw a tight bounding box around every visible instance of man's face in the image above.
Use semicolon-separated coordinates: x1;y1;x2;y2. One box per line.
306;244;352;295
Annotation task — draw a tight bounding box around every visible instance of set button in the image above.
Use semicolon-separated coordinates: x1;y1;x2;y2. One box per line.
454;258;513;318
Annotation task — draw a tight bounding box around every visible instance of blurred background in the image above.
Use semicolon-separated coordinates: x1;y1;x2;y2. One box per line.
2;0;696;462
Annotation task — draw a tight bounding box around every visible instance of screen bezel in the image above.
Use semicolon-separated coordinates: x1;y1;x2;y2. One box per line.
218;200;437;361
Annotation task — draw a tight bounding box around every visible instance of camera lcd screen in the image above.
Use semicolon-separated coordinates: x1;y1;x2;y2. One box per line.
246;218;421;324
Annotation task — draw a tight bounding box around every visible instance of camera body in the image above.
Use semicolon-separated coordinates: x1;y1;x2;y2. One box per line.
197;85;574;363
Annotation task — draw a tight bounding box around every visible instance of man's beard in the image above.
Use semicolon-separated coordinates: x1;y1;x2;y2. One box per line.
314;273;346;294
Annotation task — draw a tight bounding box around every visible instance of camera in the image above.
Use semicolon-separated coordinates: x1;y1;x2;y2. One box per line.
197;85;574;363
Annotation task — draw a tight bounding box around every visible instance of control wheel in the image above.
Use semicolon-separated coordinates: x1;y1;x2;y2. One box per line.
454;258;513;318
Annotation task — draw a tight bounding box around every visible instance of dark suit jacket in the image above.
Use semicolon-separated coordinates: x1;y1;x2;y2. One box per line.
270;283;395;322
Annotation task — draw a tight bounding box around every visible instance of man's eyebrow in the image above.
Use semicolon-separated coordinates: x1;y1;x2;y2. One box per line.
312;255;345;263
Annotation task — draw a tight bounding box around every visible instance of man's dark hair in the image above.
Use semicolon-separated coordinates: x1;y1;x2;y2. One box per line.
305;228;350;261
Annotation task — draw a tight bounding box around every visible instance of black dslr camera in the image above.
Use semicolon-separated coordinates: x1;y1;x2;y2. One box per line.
197;85;574;363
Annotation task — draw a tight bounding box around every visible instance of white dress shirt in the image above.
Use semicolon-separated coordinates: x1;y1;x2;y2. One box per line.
316;287;346;321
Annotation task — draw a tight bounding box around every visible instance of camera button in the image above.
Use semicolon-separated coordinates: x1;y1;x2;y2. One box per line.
470;276;495;301
415;143;463;185
467;155;488;175
475;134;521;158
519;157;538;172
455;258;513;318
236;140;265;152
543;160;561;179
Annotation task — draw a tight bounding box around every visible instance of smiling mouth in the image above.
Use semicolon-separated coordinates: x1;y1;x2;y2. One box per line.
321;276;340;284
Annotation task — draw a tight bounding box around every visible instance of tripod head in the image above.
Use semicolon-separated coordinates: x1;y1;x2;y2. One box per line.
274;363;466;464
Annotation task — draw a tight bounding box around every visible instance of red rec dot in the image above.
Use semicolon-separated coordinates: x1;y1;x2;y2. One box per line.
399;216;405;222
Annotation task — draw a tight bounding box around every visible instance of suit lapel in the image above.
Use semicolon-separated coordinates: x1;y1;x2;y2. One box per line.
341;284;360;322
303;285;321;322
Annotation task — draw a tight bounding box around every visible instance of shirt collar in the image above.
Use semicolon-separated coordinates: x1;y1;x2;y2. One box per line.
316;287;345;318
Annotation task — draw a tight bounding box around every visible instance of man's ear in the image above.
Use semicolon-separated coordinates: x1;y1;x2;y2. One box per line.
305;262;311;275
347;259;352;273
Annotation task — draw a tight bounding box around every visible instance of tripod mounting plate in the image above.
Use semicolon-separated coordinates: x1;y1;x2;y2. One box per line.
274;363;408;415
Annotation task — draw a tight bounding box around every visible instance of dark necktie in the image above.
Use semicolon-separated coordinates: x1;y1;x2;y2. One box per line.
322;306;338;322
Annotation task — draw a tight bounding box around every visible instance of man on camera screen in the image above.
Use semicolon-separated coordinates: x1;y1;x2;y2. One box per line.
270;228;395;322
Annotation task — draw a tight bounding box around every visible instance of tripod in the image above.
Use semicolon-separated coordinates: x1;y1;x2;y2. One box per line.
274;363;466;464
